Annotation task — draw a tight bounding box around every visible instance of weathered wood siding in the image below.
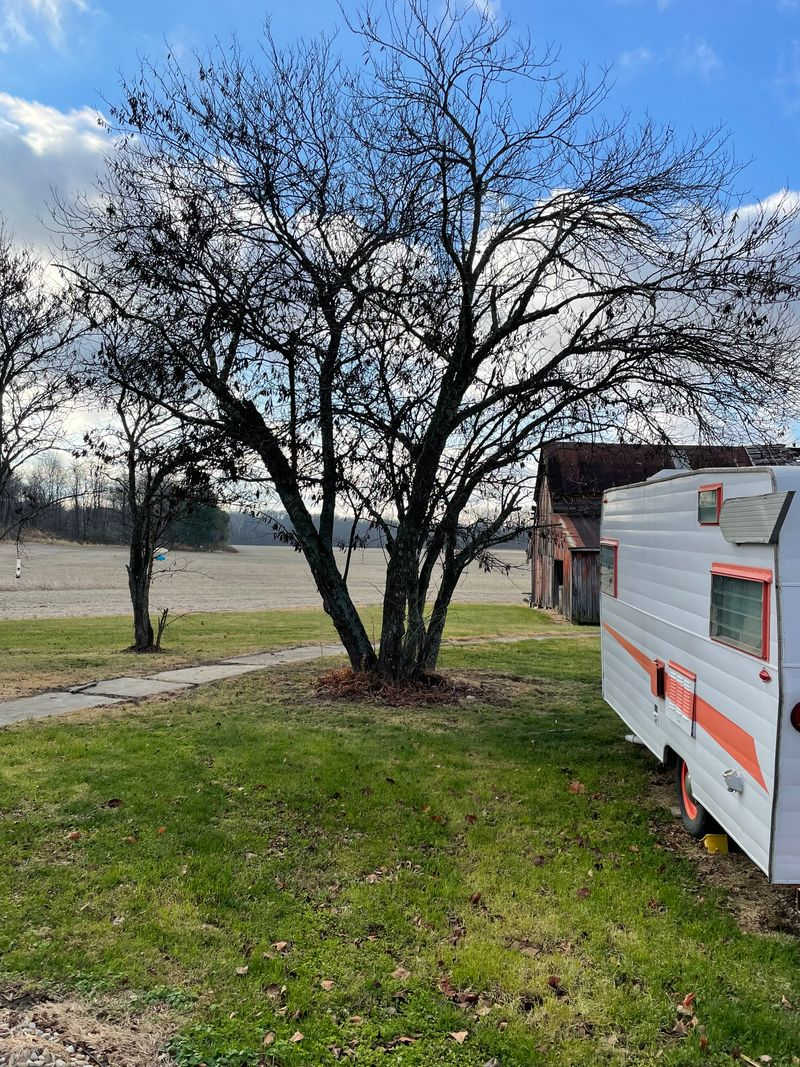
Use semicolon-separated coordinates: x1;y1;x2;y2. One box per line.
532;483;566;610
568;550;600;624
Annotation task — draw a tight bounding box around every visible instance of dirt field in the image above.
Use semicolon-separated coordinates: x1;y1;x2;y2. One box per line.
0;542;529;620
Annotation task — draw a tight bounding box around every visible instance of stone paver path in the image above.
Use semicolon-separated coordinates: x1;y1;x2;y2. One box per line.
0;632;597;727
0;644;345;727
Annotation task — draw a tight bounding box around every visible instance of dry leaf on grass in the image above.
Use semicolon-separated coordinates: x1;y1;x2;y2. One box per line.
391;966;411;981
320;979;335;991
449;1030;469;1044
290;1031;304;1043
235;966;248;976
263;1032;275;1047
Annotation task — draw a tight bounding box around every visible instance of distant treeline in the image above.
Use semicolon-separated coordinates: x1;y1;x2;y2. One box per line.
228;510;387;547
1;456;230;549
228;510;528;549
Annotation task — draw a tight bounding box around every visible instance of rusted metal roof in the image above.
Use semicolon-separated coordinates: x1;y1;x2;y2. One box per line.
538;441;752;515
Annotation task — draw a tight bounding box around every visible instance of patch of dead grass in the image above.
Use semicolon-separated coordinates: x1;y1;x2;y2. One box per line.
0;986;177;1065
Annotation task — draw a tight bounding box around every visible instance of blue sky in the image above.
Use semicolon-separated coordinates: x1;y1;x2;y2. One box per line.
0;0;797;247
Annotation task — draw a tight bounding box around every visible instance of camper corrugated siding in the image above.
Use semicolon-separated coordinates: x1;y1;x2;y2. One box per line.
570;550;600;624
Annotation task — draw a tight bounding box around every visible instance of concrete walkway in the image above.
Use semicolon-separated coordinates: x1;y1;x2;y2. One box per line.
1;630;598;727
0;643;343;727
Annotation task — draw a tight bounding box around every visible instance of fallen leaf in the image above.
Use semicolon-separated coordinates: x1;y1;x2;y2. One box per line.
273;940;289;953
320;979;335;991
391;966;410;981
547;976;568;998
699;1035;709;1051
105;798;123;808
469;891;482;906
386;1035;417;1047
263;1032;275;1047
157;826;166;834
449;1031;468;1044
576;887;591;899
681;992;697;1009
349;1015;363;1024
235;966;249;976
465;814;477;824
67;831;81;842
290;1031;304;1043
568;780;586;794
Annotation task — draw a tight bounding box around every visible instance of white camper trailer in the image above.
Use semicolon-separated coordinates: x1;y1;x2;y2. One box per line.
600;465;800;884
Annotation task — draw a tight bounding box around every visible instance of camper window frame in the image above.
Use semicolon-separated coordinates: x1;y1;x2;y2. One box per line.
698;483;723;525
599;538;618;598
709;562;772;660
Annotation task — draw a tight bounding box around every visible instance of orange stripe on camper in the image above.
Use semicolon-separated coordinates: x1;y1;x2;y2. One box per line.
603;623;767;792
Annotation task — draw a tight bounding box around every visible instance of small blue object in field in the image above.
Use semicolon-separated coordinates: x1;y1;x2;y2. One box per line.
153;548;168;562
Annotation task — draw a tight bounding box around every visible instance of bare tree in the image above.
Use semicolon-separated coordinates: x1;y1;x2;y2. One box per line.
0;224;76;541
60;2;800;680
82;327;231;651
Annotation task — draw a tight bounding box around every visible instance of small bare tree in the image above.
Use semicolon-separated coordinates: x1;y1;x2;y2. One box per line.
0;224;76;542
60;1;800;680
82;326;229;651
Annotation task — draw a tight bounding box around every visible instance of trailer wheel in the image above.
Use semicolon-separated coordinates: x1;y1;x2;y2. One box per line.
676;758;716;838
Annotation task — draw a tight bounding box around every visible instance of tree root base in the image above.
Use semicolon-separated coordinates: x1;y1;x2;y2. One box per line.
316;667;470;706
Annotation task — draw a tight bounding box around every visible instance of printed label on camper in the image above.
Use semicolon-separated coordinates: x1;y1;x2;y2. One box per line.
665;661;697;737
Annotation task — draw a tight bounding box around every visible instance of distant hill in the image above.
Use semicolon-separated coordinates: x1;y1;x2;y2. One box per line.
228;510;527;549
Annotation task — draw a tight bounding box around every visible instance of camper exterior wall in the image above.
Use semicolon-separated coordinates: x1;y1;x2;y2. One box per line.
770;468;800;883
601;468;780;878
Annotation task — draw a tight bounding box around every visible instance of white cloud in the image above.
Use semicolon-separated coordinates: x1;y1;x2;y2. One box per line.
473;0;501;18
619;46;655;70
0;93;107;251
0;0;87;51
679;38;722;79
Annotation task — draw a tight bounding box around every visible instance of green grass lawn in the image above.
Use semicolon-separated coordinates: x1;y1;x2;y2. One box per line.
0;603;581;699
1;636;797;1065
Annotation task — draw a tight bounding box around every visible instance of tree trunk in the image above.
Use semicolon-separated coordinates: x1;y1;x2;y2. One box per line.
377;531;422;681
421;558;463;671
238;399;378;672
127;530;154;651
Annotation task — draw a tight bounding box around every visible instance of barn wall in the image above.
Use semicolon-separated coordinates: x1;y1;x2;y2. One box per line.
569;550;600;624
531;483;570;610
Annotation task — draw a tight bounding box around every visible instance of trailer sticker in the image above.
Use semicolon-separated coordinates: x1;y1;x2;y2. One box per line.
603;623;768;792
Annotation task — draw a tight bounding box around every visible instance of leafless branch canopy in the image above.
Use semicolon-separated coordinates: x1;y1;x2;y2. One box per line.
57;0;800;678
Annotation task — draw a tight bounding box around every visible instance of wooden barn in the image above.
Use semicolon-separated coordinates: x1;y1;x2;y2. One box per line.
529;442;756;624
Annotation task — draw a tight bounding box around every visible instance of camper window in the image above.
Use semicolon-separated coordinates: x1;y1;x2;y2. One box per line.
710;563;771;659
698;484;722;524
600;540;618;597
